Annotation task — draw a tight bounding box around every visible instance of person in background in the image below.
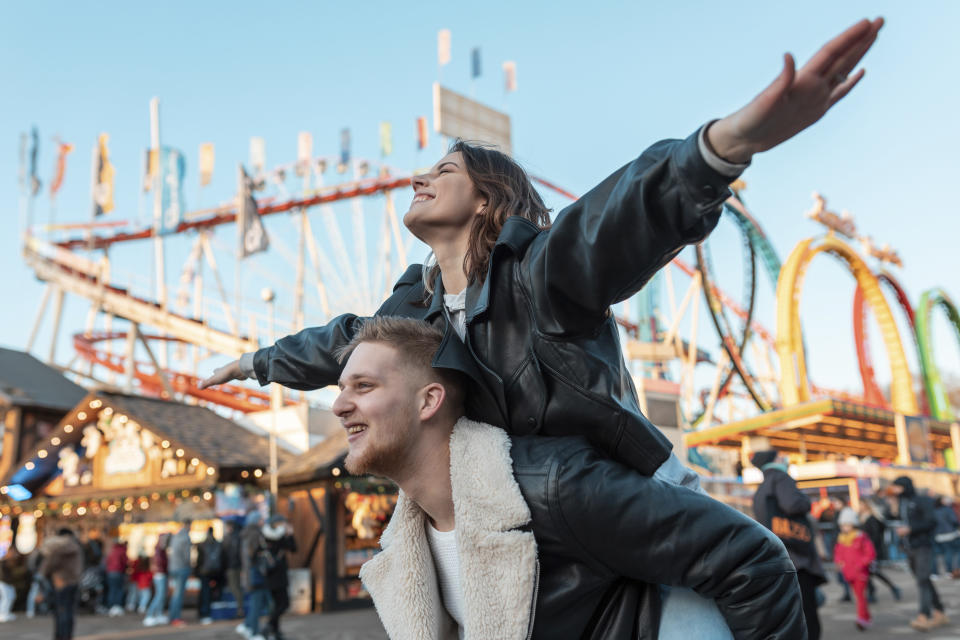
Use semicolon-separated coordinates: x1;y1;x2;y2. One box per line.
887;476;948;630
262;515;297;640
80;529;106;614
858;498;901;603
166;519;193;627
26;545;48;618
104;538;128;617
40;527;84;640
143;533;170;627
834;507;876;631
933;495;960;579
195;526;224;625
222;519;245;620
0;548;17;623
751;448;826;639
238;511;269;640
131;554;152;614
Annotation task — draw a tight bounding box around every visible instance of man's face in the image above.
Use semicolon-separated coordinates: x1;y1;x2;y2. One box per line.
333;342;422;477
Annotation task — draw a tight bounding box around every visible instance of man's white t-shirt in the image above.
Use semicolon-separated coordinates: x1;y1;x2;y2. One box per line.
425;522;465;638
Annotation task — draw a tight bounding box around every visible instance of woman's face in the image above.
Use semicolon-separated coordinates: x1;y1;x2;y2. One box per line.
403;152;486;242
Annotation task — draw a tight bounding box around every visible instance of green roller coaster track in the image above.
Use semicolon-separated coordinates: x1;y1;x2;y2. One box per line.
915;288;960;421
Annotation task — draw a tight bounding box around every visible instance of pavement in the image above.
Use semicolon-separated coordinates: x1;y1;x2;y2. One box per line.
1;564;958;639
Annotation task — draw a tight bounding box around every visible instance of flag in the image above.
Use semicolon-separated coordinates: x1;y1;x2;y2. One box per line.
50;140;74;196
471;47;482;79
237;164;268;258
249;137;266;175
379;122;392;157
437;29;451;66
417;117;429;150
296;132;312;177
155;147;185;234
92;133;115;216
29;127;41;196
339;128;351;169
198;142;215;187
503;61;517;92
143;148;158;192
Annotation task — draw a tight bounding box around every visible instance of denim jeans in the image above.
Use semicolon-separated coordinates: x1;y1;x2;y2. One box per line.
53;585;77;640
908;546;944;617
245;587;270;635
166;568;191;621
198;577;216;618
146;573;168;619
26;578;41;616
106;572;125;608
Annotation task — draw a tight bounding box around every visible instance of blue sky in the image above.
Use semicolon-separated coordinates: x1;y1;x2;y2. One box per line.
3;1;959;406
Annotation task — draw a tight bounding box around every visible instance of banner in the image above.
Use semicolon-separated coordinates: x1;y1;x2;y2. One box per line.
503;61;517;92
50;140;74;197
249;137;266;175
237;164;268;258
198;142;215;187
471;47;481;79
379;122;392;157
437;29;451;66
417;117;429;150
155;147;185;234
29;127;41;196
92;133;115;216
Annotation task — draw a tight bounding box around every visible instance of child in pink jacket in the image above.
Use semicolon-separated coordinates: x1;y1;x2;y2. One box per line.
834;507;877;630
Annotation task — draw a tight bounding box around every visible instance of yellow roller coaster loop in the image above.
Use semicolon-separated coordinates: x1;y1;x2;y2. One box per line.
776;235;918;414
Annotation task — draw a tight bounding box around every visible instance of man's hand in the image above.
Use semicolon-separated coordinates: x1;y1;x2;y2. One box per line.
198;359;245;389
707;17;883;163
896;525;910;537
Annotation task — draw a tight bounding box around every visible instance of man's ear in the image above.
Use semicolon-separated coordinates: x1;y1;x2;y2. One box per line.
418;382;447;422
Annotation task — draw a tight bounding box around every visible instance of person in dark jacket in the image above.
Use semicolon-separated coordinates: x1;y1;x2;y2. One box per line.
751;449;826;640
261;515;297;640
40;528;85;640
858;498;901;603
933;495;960;578
334;317;804;639
195;527;223;624
888;476;947;630
222;520;245;619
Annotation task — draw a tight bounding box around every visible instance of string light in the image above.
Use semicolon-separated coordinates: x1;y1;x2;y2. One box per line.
202;491;213;501
253;469;263;478
51;437;61;446
241;471;249;479
103;407;113;416
108;504;117;513
76;506;87;515
89;399;102;409
25;462;35;470
38;450;48;459
190;458;199;467
77;411;87;420
175;449;184;457
206;467;216;476
331;467;341;477
64;425;73;433
161;440;170;448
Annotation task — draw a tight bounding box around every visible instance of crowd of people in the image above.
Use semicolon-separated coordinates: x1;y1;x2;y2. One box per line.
0;512;297;640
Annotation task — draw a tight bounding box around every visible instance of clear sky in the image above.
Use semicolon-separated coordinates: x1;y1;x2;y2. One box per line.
3;1;959;408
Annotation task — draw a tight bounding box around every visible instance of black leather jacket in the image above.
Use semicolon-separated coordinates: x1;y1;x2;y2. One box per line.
512;436;806;639
253;127;730;476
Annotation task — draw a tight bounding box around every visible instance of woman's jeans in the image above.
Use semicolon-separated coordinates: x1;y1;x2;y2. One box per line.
146;573;168;619
166;568;191;621
245;588;270;635
106;572;125;608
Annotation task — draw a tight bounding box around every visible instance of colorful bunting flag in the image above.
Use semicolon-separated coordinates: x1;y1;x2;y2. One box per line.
92;134;115;217
379;122;392;157
50;140;74;197
198;142;215;187
438;29;451;66
503;61;517;92
339;128;351;170
156;147;185;233
249;137;266;175
237;164;268;258
471;47;482;79
296;132;312;177
417;117;429;151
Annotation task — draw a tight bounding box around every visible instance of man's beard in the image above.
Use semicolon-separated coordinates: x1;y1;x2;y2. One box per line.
344;422;414;479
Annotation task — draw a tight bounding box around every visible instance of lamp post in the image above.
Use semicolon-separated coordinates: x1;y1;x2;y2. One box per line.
261;287;280;503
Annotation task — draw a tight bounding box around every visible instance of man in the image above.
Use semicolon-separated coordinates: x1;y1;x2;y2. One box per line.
261;515;297;640
222;520;246;619
39;527;84;640
751;449;827;639
238;510;269;640
166;519;193;626
333;317;804;639
195;526;224;625
887;476;948;630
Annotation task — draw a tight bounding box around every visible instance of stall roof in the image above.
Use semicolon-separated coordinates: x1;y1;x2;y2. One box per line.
0;347;87;411
684;398;955;461
275;429;349;487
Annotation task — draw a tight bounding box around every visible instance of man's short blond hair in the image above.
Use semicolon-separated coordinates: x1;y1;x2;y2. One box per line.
336;317;465;409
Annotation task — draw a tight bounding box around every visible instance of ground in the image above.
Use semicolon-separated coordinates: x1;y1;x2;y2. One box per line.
2;565;958;639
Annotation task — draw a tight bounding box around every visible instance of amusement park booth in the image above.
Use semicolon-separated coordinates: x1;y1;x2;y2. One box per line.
0;390;291;555
268;430;396;612
685;397;960;507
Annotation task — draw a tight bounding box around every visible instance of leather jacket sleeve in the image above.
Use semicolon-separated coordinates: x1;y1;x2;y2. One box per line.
525;127;731;334
556;446;806;640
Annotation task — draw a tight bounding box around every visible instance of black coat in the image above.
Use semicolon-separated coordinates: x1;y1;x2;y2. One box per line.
753;466;826;580
512;436;805;640
263;534;296;590
252;127;730;476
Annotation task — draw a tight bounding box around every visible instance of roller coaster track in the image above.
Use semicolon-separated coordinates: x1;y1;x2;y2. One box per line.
915;288;960;420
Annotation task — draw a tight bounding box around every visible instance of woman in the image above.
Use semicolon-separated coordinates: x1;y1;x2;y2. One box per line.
143;533;169;627
203;17;883;636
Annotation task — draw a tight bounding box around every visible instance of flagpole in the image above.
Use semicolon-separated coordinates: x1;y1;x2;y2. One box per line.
150;97;169;370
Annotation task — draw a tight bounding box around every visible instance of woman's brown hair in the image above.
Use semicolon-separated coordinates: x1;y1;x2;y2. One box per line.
424;140;551;292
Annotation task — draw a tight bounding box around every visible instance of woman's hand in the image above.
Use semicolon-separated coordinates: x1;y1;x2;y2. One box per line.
198;359;245;389
707;17;883;163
